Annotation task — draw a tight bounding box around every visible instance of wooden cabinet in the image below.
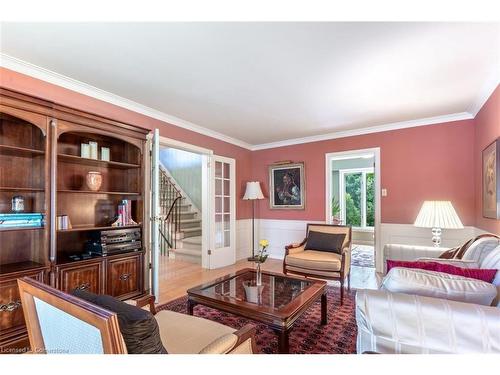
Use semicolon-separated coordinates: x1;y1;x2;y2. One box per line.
107;254;143;299
56;261;104;294
0;268;46;352
0;88;148;353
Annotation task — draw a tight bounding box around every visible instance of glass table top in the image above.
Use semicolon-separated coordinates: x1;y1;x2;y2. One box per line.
199;270;315;309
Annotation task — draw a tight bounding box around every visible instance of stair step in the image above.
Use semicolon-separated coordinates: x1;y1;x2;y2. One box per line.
180;218;202;229
172;247;201;264
182;236;202;245
183;226;201;232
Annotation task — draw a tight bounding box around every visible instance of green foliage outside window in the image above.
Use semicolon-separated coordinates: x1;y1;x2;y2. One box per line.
344;171;375;228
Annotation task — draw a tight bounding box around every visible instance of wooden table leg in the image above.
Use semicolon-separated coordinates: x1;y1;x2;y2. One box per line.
276;329;290;354
187;299;196;315
321;292;328;325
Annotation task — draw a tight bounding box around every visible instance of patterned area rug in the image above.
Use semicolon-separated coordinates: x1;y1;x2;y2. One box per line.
351;245;375;268
157;286;358;354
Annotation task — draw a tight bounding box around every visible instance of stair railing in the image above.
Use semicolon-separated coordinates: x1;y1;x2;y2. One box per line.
158;167;182;256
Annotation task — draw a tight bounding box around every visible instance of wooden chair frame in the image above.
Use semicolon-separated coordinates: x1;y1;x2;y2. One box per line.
17;277;126;354
283;224;352;304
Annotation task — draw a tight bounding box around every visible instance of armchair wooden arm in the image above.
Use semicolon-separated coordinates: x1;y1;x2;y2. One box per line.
284;238;307;256
132;295;157;315
231;324;258;353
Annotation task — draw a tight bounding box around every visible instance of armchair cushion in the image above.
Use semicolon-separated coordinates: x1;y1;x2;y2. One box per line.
305;231;346;254
285;250;342;272
73;289;167;354
154;310;236;354
381;268;498;306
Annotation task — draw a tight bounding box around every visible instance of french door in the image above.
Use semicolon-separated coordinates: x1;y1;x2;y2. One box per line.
207;155;236;269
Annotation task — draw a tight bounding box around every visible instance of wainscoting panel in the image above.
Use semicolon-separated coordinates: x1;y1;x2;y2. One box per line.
378;223;479;272
236;219;253;261
245;219;483;273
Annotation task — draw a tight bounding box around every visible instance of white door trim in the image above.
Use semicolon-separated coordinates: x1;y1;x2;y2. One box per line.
325;147;381;269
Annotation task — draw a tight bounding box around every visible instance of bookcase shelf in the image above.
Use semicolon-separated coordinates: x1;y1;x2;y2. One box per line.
57;224;140;233
57;189;140;196
0;144;44;157
58;153;140;169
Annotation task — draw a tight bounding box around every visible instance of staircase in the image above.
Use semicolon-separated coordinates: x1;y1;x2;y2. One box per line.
159;166;202;264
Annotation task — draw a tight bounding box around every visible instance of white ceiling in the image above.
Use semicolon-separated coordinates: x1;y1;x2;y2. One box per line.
1;22;499;147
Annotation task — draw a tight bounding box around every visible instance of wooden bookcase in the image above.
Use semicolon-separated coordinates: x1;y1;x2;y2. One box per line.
0;89;149;352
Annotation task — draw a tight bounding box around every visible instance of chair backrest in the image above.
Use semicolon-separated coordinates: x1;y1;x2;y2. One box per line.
306;224;352;249
17;277;127;354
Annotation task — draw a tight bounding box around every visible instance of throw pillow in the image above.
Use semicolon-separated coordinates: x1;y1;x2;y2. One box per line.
386;259;497;283
381;268;498;306
73;289;167;354
304;230;346;254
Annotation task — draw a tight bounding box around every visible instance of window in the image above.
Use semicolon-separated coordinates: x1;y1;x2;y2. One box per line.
339;168;374;229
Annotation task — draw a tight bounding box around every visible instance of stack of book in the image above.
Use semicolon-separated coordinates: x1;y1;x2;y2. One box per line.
0;213;44;229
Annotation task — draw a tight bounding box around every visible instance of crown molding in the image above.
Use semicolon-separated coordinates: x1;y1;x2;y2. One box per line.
0;54;489;153
467;69;500;116
0;53;254;150
250;112;474;150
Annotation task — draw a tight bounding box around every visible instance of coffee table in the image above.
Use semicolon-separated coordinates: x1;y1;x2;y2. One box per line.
187;268;327;353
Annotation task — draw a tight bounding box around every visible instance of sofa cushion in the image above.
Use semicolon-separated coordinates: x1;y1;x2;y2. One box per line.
386;260;498;283
305;231;345;254
381;268;498;306
73;289;167;354
286;250;342;271
462;237;500;263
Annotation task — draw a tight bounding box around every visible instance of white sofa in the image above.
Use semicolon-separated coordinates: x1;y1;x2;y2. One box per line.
356;240;500;353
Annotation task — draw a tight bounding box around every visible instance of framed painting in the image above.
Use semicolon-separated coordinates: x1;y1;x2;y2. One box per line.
482;137;500;219
269;162;305;209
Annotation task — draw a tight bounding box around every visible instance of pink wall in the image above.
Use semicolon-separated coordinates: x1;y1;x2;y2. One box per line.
474;85;500;234
2;67;497;231
0;68;253;219
251;120;477;226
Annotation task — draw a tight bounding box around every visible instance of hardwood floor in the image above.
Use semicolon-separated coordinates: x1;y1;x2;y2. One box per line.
157;255;377;304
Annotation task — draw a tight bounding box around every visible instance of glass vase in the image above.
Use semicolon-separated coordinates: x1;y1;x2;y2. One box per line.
256;262;262;286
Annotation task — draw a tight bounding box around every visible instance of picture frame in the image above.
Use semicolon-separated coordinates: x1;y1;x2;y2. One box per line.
482;137;500;219
269;162;305;209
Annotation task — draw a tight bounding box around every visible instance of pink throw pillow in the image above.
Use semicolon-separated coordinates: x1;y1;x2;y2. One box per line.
386;260;497;283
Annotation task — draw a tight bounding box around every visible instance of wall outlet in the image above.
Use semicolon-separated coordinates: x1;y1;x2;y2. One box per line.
382;188;387;197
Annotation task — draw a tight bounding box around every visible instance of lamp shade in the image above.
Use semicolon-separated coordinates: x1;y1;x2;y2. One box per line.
414;201;464;229
243;181;264;200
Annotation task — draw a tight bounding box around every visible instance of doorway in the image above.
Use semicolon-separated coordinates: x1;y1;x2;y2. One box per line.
147;131;237;300
325;148;381;271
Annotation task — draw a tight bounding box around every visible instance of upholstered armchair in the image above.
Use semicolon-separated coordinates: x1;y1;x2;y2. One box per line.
18;277;257;354
283;224;352;304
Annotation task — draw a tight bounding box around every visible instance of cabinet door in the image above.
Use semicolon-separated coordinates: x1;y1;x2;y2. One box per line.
0;269;45;348
107;255;142;299
57;262;103;294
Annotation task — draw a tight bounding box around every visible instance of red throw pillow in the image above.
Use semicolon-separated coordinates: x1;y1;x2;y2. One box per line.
386;260;497;283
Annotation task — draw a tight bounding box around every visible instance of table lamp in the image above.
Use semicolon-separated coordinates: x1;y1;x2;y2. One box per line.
414;201;464;247
243;181;265;260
